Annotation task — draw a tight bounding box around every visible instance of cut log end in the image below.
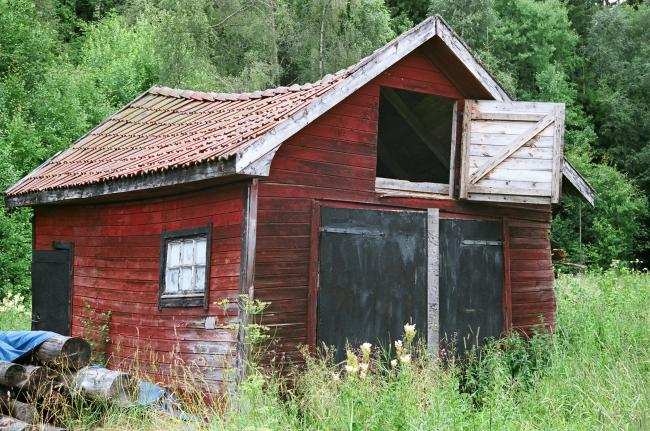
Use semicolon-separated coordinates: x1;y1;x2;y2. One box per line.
35;337;91;370
14;366;47;393
0;394;38;425
72;368;138;406
0;414;34;431
0;362;27;388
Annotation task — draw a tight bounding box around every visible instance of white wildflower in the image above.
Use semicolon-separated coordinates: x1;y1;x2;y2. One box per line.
399;354;411;364
394;340;403;350
390;359;398;368
404;323;417;343
345;349;359;375
345;365;359;374
359;363;369;372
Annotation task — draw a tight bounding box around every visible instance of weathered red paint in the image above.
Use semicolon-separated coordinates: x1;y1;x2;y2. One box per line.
34;184;247;391
32;46;557;389
255;47;555;361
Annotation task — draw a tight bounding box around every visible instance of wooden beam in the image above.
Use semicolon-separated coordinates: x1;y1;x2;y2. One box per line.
5;158;239;208
469;114;555;184
551;105;565;203
466;193;550;205
472;112;546;121
382;88;450;167
427;208;440;355
469;185;551;197
307;201;321;352
502;218;512;331
448;101;458;197
236;178;259;386
459;100;474;199
562;157;595;207
375;177;449;195
434;17;511;102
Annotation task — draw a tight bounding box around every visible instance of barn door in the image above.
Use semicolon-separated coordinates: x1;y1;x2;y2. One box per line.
459;100;565;204
317;207;428;362
32;243;73;335
439;219;503;355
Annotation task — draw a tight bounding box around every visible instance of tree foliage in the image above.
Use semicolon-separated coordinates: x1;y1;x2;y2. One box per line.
430;0;649;266
0;0;648;297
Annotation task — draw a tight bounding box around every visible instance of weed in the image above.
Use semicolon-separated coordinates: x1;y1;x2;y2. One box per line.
80;302;112;365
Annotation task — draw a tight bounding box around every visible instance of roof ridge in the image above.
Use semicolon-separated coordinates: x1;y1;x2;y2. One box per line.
147;67;352;102
146;16;444;104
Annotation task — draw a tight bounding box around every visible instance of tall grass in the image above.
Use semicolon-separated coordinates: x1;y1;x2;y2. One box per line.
0;271;648;430
218;269;649;431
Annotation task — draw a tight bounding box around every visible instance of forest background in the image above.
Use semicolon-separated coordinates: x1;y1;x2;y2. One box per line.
1;0;649;298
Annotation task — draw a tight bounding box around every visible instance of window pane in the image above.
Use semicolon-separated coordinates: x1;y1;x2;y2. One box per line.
165;268;179;294
181;240;194;265
167;241;181;267
179;267;193;291
195;266;206;291
195;238;207;265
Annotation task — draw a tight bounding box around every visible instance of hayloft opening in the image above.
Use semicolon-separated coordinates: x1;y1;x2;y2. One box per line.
376;88;457;195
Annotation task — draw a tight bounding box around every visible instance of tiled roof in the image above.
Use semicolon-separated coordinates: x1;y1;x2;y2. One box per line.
6;71;350;196
8;16;593;207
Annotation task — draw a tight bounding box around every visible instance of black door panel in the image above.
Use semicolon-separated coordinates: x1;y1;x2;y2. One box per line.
439;219;503;355
316;208;504;361
32;247;72;335
317;207;427;362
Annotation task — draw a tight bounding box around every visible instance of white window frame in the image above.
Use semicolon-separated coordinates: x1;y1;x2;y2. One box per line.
159;225;211;309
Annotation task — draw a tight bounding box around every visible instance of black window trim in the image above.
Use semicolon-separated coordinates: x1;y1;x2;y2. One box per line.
159;224;212;309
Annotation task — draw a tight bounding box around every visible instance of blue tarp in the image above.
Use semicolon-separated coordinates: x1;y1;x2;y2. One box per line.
0;331;57;362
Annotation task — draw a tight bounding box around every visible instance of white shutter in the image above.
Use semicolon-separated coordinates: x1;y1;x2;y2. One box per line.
459;100;565;204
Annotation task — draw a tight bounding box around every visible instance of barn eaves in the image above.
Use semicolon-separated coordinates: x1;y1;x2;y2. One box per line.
4;16;594;208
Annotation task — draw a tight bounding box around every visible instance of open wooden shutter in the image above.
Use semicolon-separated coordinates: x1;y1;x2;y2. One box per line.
459;100;565;204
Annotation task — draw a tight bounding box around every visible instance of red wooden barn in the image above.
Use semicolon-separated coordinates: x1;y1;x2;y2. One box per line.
5;17;594;390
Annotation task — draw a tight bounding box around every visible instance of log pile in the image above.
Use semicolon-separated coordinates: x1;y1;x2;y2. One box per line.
0;335;138;430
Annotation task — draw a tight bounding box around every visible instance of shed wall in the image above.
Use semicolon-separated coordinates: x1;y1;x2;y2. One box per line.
255;47;555;363
33;183;246;391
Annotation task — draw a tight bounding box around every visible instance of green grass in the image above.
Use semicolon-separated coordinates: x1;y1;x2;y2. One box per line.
0;291;31;330
214;269;649;431
0;312;30;330
1;270;648;430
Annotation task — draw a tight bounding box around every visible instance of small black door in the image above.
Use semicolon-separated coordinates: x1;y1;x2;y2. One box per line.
317;207;427;362
32;245;73;335
439;219;503;355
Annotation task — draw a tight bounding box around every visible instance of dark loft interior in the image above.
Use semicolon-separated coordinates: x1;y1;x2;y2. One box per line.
376;88;456;183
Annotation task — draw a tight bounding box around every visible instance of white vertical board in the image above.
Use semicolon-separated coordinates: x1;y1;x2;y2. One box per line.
459;100;565;204
427;208;439;355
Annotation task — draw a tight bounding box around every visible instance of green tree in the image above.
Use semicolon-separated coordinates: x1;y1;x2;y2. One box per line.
429;0;649;266
585;4;650;193
279;0;395;84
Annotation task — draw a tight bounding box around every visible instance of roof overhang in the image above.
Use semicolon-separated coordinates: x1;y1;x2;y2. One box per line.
562;158;595;207
5;15;594;208
4;158;239;207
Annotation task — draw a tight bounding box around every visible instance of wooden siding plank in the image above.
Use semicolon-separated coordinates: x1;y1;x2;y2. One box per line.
427;208;440;354
469;115;555;184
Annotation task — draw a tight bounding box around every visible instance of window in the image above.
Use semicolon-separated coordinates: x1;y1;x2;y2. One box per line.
376;88;457;197
159;225;211;308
